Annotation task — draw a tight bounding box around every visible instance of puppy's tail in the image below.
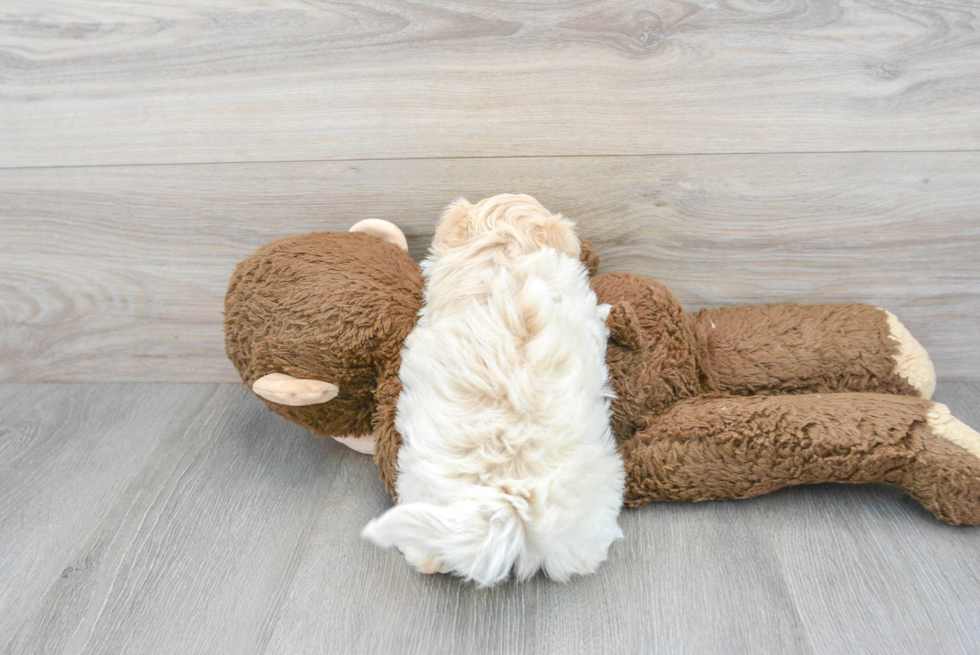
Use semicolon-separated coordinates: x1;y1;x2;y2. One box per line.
361;497;526;587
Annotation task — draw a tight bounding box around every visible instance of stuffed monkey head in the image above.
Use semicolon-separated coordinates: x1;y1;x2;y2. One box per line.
224;220;423;452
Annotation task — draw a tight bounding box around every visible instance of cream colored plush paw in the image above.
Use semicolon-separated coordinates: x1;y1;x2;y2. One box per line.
334;435;376;454
882;310;936;399
927;403;980;460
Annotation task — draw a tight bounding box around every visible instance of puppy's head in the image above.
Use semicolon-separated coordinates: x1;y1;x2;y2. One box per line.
432;194;580;259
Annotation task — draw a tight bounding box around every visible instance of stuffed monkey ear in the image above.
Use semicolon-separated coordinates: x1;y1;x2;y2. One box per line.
578;237;600;276
349;219;409;251
252;372;339;406
606;302;645;351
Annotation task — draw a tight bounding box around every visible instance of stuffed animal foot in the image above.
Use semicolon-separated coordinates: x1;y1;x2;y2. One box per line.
880;310;936;399
621;393;980;525
905;403;980;525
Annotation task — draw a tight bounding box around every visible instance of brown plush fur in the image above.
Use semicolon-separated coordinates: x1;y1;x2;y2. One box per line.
225;232;980;525
620;393;968;523
225;232;422;440
693;303;917;397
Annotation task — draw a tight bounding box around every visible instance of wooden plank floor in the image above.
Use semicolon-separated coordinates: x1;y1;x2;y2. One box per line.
1;381;978;654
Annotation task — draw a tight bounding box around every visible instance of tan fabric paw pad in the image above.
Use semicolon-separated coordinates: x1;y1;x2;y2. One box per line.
883;310;936;399
927;403;980;461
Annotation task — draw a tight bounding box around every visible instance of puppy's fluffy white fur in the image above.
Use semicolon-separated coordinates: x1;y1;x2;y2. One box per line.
361;194;626;586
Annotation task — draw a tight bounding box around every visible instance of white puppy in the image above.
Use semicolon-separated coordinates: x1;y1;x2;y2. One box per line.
362;194;625;586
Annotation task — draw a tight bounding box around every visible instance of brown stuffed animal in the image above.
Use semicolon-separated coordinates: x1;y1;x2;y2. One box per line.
224;214;980;525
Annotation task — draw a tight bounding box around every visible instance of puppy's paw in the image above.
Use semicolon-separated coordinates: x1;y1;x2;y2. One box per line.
414;553;446;575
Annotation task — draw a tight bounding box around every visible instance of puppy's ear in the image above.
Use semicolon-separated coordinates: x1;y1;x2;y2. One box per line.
433;198;474;252
529;215;580;258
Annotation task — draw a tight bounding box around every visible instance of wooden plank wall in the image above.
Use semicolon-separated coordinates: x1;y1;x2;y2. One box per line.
1;0;978;382
3;0;980;166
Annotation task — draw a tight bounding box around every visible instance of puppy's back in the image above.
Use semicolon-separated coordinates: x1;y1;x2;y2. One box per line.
363;196;625;585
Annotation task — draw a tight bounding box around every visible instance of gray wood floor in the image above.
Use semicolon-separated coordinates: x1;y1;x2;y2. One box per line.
2;381;979;654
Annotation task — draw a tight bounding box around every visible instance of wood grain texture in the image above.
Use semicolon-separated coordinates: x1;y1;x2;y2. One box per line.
0;384;207;642
2;153;978;382
265;473;813;655
1;382;978;653
2;384;349;654
756;382;980;654
2;0;979;167
260;480;812;654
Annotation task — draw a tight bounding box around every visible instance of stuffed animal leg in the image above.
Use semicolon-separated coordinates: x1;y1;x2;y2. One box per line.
620;393;980;525
692;303;935;399
581;242;935;399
